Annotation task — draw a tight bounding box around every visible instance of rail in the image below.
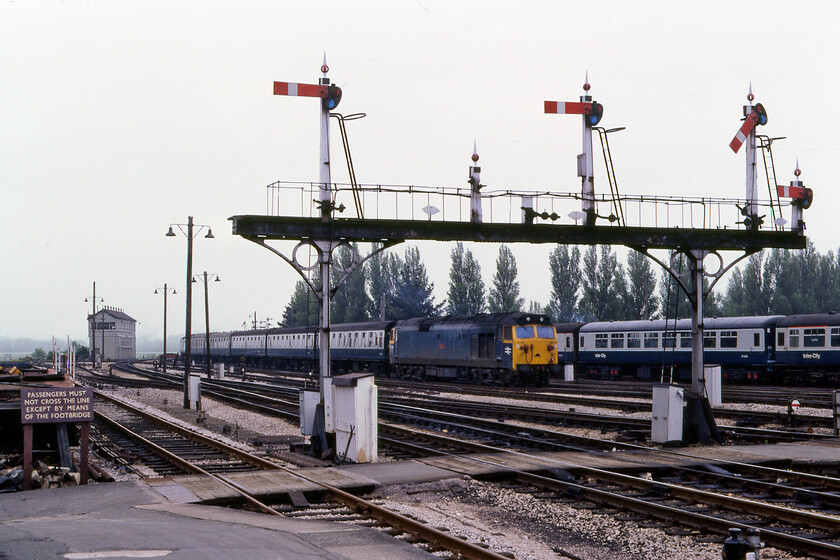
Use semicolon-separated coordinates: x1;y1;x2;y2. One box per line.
266;180;802;232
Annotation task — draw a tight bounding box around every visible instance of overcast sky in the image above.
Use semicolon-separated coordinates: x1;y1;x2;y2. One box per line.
2;1;839;348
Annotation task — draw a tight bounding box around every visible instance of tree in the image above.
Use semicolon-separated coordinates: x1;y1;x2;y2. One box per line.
658;252;721;318
281;279;319;327
658;252;691;319
366;243;393;320
527;300;543;314
624;250;658;320
73;342;90;361
390;246;442;319
544;245;581;322
720;268;746;316
446;242;485;315
742;251;773;315
768;242;824;315
330;243;371;323
579;245;623;320
488;244;524;313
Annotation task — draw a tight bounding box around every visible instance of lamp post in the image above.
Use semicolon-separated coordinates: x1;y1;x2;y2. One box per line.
192;272;220;377
166;216;214;408
154;284;176;374
84;282;104;368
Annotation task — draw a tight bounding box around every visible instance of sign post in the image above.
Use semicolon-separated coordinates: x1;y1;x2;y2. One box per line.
20;387;93;489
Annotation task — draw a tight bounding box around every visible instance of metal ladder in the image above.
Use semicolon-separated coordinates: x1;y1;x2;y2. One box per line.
757;134;785;230
595;127;625;226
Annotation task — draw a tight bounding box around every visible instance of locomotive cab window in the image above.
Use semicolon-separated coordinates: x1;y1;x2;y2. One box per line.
536;326;555;339
515;326;535;338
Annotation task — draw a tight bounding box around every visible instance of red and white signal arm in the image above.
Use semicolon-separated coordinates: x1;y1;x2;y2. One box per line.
544;101;592;115
790;399;800;409
273;81;328;98
777;184;805;199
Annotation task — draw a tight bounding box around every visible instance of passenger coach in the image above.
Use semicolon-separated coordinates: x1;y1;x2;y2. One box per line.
576;316;782;381
775;312;840;382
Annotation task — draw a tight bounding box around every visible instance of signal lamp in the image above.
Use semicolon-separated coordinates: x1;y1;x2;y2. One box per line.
323;85;342;110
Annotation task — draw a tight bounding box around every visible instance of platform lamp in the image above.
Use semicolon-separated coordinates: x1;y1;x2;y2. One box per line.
166;216;214;409
84;281;104;368
192;272;220;377
153;284;176;374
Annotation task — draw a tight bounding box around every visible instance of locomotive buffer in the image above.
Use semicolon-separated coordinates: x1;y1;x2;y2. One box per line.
232;68;808;448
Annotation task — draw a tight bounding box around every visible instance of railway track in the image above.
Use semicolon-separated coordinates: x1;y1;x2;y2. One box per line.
88;385;523;560
378;423;840;559
98;363;840;557
106;362;835;441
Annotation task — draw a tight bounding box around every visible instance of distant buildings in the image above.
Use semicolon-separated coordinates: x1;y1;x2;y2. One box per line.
87;306;136;362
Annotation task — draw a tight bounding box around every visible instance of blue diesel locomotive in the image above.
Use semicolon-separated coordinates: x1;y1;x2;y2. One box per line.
182;313;558;385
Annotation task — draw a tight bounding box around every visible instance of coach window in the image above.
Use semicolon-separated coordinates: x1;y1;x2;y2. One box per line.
704;332;716;348
595;333;608;349
720;331;737;348
610;333;625;348
831;328;840;347
680;333;692;348
627;333;641;348
644;332;659;348
804;328;825;347
503;326;512;340
664;333;676;348
789;329;800;348
579;336;585;348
